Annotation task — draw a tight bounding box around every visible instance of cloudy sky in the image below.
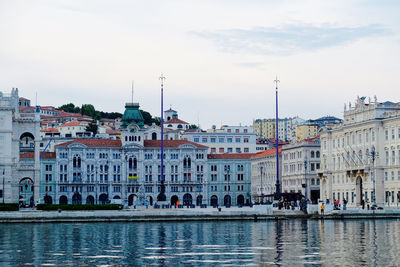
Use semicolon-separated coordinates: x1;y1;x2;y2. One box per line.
0;0;399;128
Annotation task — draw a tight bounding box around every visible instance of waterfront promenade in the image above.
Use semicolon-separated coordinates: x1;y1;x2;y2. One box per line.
1;205;400;223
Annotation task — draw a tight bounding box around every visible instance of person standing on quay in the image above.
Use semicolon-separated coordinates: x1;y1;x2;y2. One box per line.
321;203;325;216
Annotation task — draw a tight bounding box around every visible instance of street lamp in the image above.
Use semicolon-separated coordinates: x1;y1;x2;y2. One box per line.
304;157;308;201
95;166;98;204
260;165;264;204
367;146;378;208
2;168;5;204
274;77;281;201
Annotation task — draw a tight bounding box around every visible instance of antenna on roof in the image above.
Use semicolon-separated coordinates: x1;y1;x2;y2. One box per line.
131;80;134;103
35;92;38;106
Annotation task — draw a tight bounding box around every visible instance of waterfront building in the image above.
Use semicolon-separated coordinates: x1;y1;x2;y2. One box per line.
0;89;41;205
319;96;400;207
184;125;257;154
51;100;209;206
207;153;253;207
251;148;282;203
281;137;321;203
253;117;305;143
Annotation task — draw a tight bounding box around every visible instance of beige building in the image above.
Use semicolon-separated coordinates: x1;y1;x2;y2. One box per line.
319;96;400;207
251;147;281;203
253;117;305;143
282;137;321;203
296;124;320;142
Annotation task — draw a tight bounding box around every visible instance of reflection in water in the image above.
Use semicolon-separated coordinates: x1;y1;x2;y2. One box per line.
0;220;400;266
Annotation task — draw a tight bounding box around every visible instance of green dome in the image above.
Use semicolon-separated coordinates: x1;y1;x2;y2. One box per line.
121;103;144;128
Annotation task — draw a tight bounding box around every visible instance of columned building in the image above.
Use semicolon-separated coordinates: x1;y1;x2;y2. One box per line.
281;137;321;203
319;96;400;207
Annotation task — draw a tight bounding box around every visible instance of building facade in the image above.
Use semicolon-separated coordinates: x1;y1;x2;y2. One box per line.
184;126;257;154
251;148;282;203
253;117;305;143
319;96;400;207
0;89;41;205
207;153;253;207
281;137;321;203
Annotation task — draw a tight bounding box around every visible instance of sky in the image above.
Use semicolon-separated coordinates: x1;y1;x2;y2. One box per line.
0;0;399;129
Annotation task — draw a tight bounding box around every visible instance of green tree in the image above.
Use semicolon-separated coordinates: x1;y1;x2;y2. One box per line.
58;103;80;113
86;121;98;136
189;124;198;129
140;110;153;125
81;104;96;118
153;116;161;126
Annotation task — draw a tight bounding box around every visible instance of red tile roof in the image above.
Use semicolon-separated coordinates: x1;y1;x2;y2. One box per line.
60;121;82;127
20;152;56;159
56;139;122;147
40;128;59;132
253;147;282;158
106;129;121;135
304;136;320;142
207;153;255;159
144;140;207;148
165;118;189;124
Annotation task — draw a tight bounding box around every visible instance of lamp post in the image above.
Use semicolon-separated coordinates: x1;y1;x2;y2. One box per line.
274;76;281;201
260;165;264;204
95;166;98;204
304;157;308;201
157;73;166;202
367;146;378;208
2;168;5;204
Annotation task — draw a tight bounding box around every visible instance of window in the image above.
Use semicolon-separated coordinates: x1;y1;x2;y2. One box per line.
392;151;396;165
392;129;395;140
392;171;395;181
386;151;389;165
218;137;224;143
372;131;375;142
227;138;232;143
219;148;224;153
385;172;388;181
211;138;216;143
194;137;199;142
211;148;216;153
202;138;208;143
236;148;241;153
244;138;249;143
385;130;389;141
228;148;232;153
244;147;249;153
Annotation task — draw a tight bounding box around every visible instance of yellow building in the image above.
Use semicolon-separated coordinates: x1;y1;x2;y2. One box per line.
253;119;276;139
296;124;320;141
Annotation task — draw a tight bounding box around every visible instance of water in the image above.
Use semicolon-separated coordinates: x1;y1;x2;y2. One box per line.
0;220;399;266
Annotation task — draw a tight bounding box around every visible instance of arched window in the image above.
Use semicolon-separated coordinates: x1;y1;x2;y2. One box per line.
129;158;133;169
73;155;81;168
311;151;315;158
151;132;157;140
316;151;320;158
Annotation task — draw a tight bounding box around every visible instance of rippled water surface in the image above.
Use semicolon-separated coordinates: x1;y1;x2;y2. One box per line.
1;219;400;266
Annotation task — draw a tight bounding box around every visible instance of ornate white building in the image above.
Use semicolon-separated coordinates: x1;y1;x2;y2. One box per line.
319;96;400;207
53;101;209;206
0;89;41;205
281;137;321;203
